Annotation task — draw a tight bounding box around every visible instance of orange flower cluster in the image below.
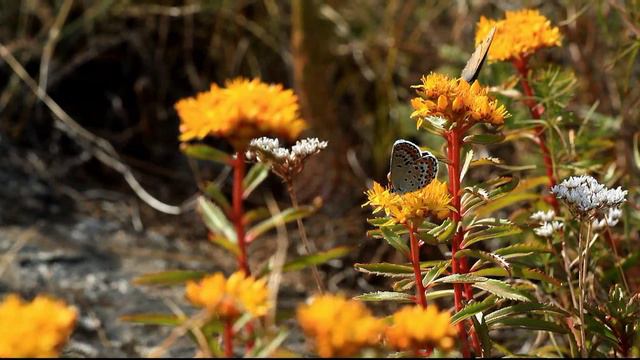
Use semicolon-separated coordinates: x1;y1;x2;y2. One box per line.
385;305;457;352
475;9;562;62
296;294;385;357
175;78;306;147
186;271;270;319
365;179;451;225
411;73;508;129
0;294;77;357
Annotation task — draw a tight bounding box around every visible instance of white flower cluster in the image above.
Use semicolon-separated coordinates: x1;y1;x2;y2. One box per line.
246;137;327;163
592;207;623;231
551;175;627;216
530;209;563;237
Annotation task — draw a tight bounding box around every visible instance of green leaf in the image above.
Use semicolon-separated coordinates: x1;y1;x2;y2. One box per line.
489;317;568;334
485;303;569;326
634;132;640;171
456;249;512;276
199;196;236;242
422;260;450;287
426;289;455;300
354;263;414;277
470;157;503;167
472;267;561;287
246;205;315;242
451;295;498;325
133;270;205;286
203;182;231;213
427;219;456;243
181;144;231;164
354;291;414;303
251;330;289;358
464;133;505;144
120;313;184;326
208;234;240;256
472;279;531;302
380;226;410;257
462;225;522;248
494;243;552;256
243;163;270;199
460;149;474;181
471;313;493;357
258;246;351;276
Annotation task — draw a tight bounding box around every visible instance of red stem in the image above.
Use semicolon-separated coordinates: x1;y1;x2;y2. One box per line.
512;57;560;213
446;129;473;357
224;319;233;357
408;223;428;308
233;151;250;275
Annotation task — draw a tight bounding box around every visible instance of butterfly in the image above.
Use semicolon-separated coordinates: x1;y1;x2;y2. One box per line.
388;139;438;194
460;26;496;83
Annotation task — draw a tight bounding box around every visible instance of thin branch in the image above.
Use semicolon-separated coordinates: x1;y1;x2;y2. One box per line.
0;43;189;215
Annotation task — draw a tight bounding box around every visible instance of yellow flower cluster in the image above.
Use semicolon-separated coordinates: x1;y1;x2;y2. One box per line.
175;78;306;147
475;9;562;62
186;271;270;319
297;294;385;358
385;305;457;352
411;73;508;128
365;180;451;225
0;294;77;358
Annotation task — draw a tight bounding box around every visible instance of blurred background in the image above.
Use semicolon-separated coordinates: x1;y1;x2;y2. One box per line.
0;0;638;356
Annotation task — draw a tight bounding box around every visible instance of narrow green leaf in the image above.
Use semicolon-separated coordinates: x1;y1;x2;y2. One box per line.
470;157;503;167
208;234;240;256
426;289;455;300
471;313;493;357
133;270;205;286
120;313;184;326
380;226;410;257
457;249;512;276
203;182;231;213
252;330;289;358
354;263;414;277
422;260;450;287
198;196;236;242
472;279;531;302
283;246;350;272
633;132;640;170
490;317;568;333
485;303;569;326
494;243;552;256
472;267;561;287
463;133;505;144
243;163;270;199
354;291;414;303
181;144;231;164
246;205;315;242
451;295;498;325
462;225;521;248
428;219;456;243
460;149;474;181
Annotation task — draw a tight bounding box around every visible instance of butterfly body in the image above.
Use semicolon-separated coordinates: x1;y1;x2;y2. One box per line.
389;140;438;194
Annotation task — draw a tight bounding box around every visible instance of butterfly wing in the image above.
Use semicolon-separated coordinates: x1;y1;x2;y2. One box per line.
390;140;437;194
417;151;438;188
461;26;496;83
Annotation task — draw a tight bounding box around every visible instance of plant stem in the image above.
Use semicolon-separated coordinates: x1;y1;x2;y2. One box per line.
233;151;250;275
407;222;427;308
286;180;325;294
512;57;560;214
577;219;592;358
445;129;473;357
224;318;233;357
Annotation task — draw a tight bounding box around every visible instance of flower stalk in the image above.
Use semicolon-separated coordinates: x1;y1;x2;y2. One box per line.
286;180;325;294
577;219;592;358
224;319;234;357
445;128;474;357
233;151;250;275
512;57;560;213
407;222;427;308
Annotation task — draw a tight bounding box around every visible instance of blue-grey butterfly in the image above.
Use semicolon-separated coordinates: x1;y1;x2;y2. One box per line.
461;26;496;83
388;139;438;194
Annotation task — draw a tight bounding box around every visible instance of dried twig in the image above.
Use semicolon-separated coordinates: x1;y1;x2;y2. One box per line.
0;43;191;215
